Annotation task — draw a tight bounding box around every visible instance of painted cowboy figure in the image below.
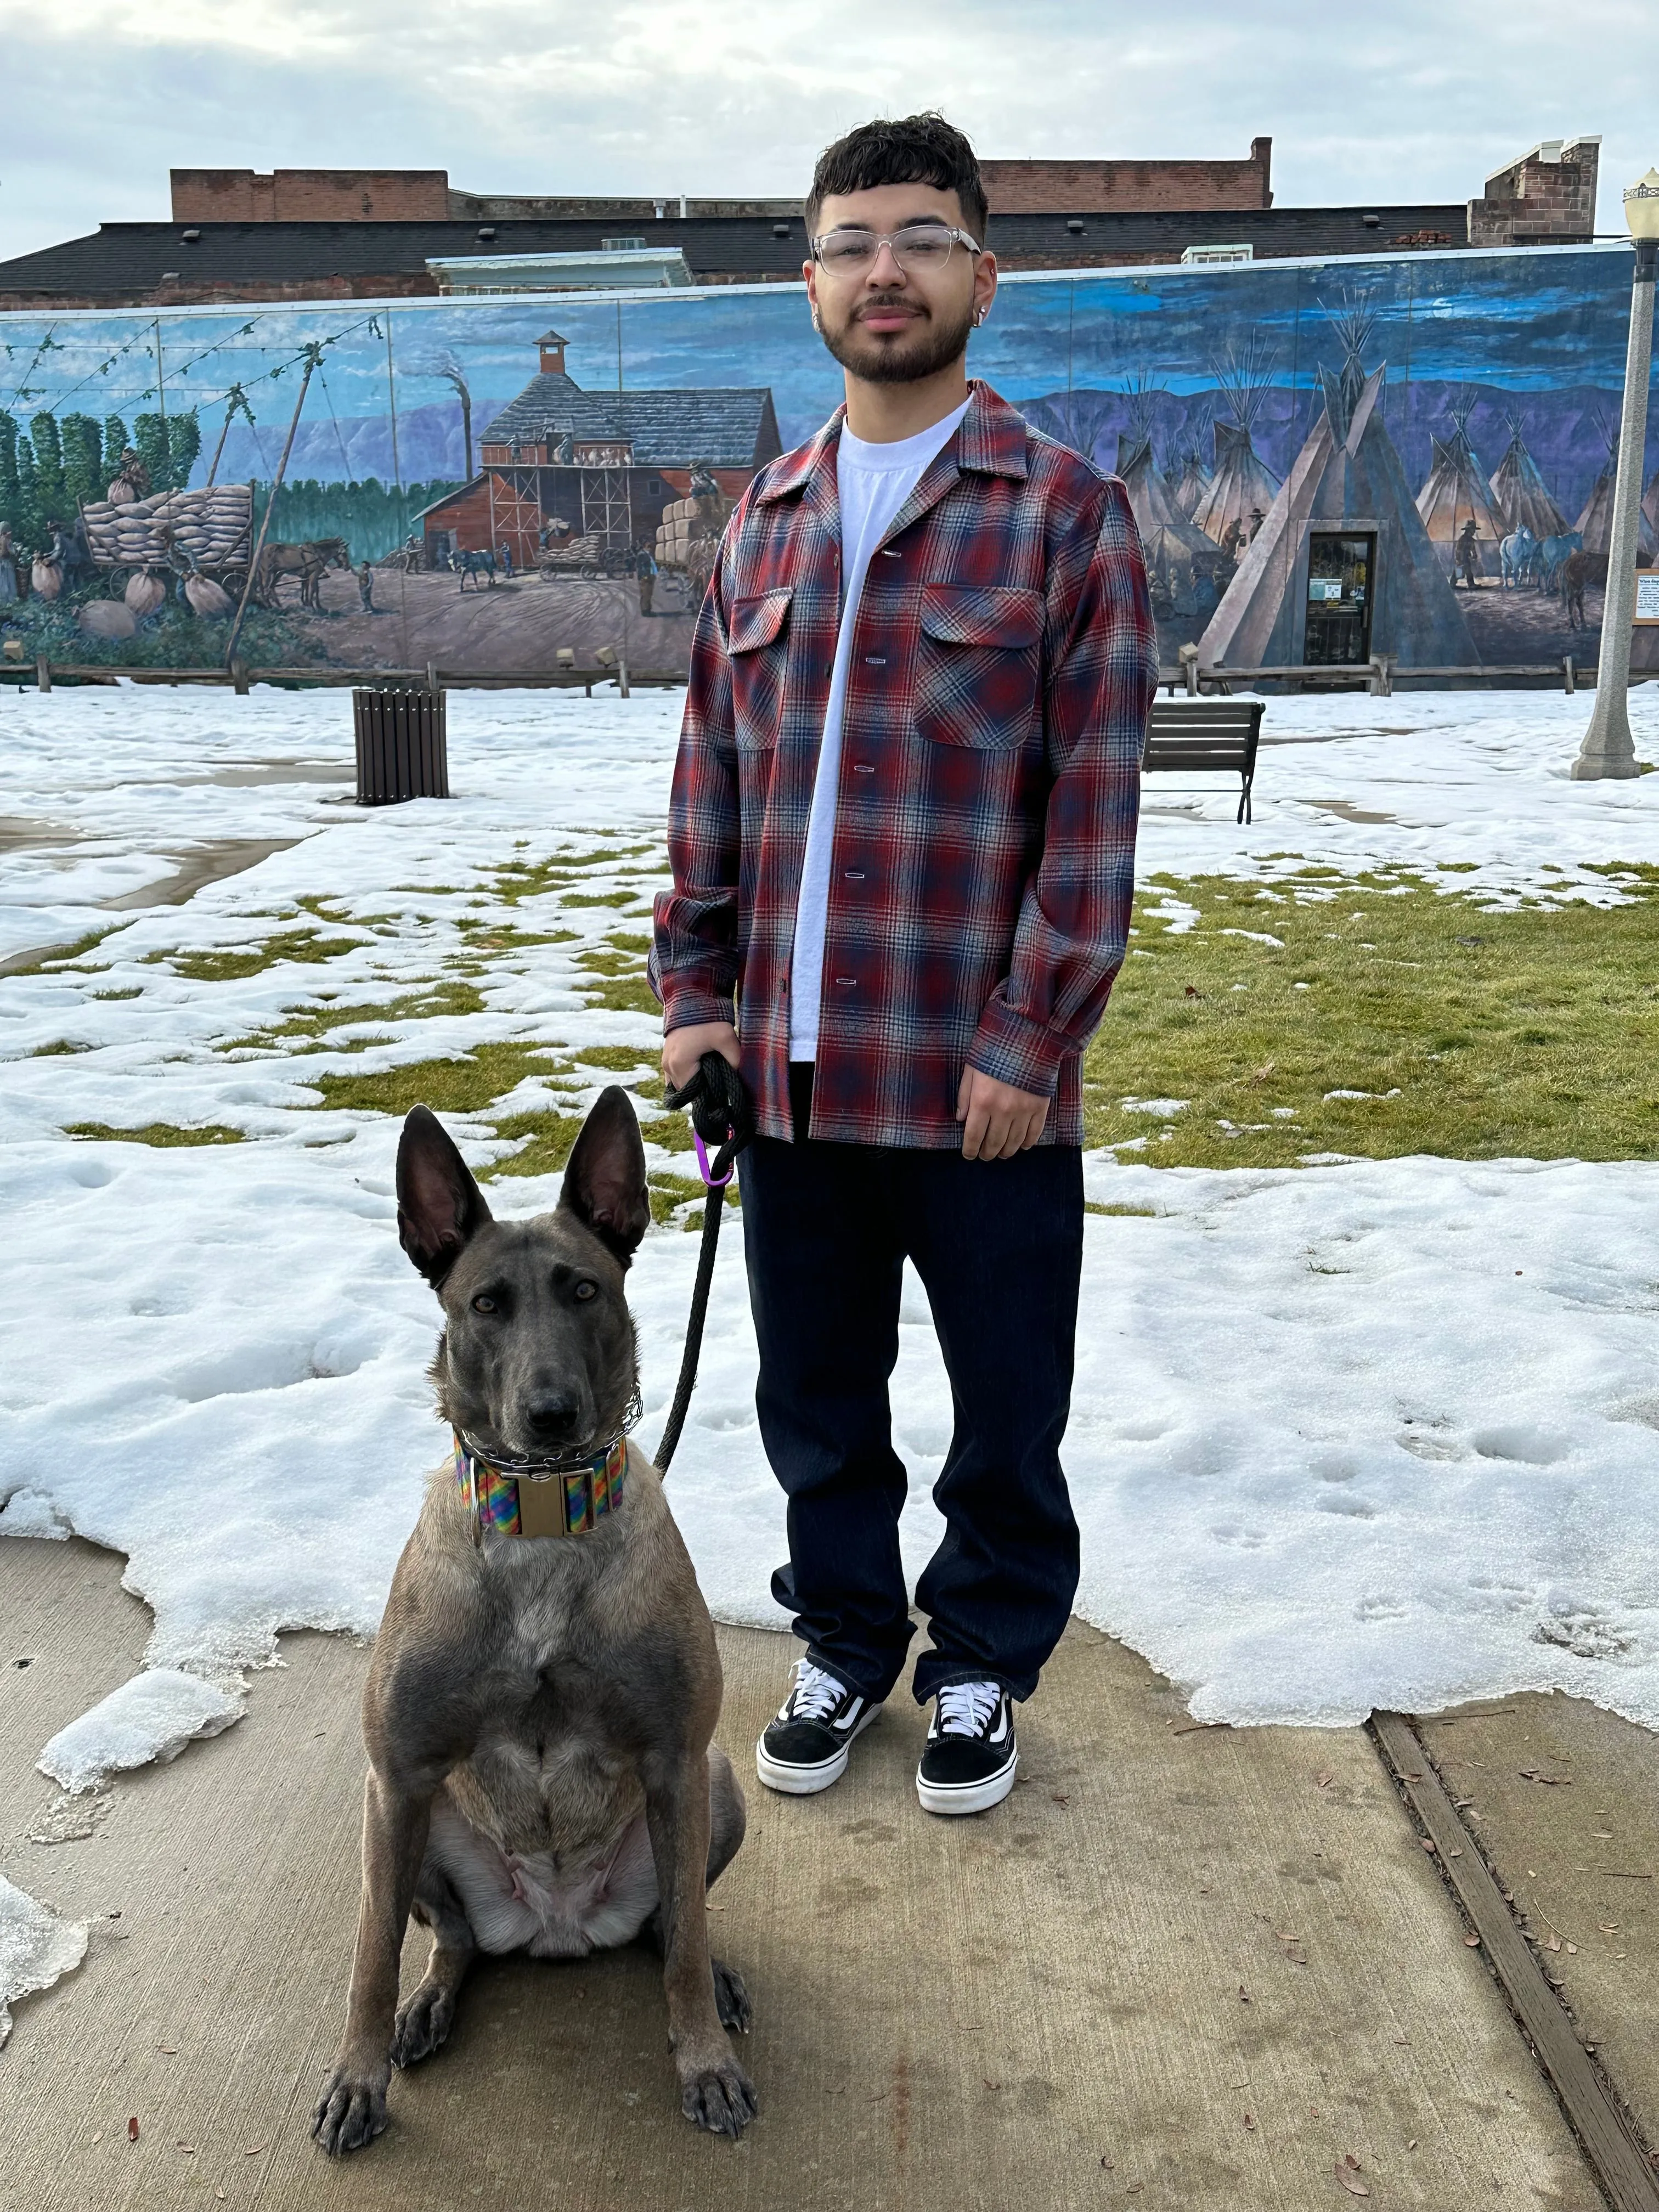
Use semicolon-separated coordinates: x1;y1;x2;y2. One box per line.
651;115;1156;1818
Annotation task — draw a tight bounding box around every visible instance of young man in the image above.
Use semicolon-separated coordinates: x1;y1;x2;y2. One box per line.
650;114;1155;1816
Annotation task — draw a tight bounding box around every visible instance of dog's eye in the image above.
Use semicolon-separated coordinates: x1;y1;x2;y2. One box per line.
573;1280;597;1302
471;1294;497;1314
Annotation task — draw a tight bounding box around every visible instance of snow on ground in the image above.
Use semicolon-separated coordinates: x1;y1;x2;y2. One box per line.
3;681;1659;1798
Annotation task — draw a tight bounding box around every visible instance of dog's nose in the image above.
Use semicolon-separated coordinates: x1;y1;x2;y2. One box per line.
526;1393;582;1441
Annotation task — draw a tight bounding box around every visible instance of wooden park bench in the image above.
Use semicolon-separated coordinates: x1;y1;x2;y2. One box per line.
1141;698;1265;825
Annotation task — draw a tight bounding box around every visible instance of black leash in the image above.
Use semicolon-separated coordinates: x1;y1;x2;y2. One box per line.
653;1050;755;1475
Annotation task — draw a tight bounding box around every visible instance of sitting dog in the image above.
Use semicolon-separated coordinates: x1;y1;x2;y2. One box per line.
312;1091;756;2153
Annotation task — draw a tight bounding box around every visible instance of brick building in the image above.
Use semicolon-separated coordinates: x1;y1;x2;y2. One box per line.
415;328;781;569
981;139;1273;213
1467;137;1600;247
0;139;1602;313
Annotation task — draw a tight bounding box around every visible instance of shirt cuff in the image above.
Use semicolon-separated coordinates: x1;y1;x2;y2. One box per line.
657;974;737;1032
966;996;1072;1098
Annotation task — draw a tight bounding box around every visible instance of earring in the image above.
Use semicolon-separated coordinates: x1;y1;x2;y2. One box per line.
973;307;987;328
811;309;822;332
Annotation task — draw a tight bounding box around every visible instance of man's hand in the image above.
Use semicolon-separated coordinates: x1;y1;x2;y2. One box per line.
663;1020;740;1092
956;1065;1049;1161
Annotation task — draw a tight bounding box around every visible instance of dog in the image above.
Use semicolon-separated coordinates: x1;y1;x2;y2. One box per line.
311;1091;756;2154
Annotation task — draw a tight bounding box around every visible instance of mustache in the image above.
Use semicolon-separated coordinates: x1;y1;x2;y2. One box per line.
853;296;927;320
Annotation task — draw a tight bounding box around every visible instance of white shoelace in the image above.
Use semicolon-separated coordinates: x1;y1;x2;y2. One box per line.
936;1680;1001;1737
788;1659;849;1724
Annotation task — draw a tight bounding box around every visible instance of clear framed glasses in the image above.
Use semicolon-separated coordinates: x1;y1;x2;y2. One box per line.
810;223;981;276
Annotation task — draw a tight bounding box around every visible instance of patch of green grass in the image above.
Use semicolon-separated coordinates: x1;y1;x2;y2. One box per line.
1085;869;1659;1167
572;1046;658;1073
1084;1201;1159;1217
486;1108;589;1180
225;980;489;1052
7;928;117;978
65;1121;244;1147
562;890;647;910
306;1041;572;1120
165;931;362;984
91;986;143;1002
31;1039;92;1056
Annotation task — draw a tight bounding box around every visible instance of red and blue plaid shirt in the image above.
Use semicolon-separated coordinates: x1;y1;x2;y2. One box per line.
649;382;1156;1149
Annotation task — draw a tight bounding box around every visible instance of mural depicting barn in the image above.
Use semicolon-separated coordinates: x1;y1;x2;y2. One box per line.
0;240;1654;682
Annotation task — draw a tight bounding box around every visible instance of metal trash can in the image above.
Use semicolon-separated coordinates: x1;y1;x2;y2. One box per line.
353;685;449;805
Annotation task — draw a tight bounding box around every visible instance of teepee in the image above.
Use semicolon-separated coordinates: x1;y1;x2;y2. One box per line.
1576;416;1659;582
1198;302;1476;673
1115;421;1229;612
1487;409;1567;538
1415;396;1506;576
1191;337;1282;552
1170;396;1214;518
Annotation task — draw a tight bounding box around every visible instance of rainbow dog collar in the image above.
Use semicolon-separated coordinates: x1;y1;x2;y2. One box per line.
454;1432;628;1541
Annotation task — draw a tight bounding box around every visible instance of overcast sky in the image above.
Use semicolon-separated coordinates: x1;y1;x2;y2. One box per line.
0;0;1652;262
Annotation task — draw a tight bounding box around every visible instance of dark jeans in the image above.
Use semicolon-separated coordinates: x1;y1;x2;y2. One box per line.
735;1060;1084;1707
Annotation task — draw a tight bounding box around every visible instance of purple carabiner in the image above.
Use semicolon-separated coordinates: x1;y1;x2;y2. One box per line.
694;1128;735;1189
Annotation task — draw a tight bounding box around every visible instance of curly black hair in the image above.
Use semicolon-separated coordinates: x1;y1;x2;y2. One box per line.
805;112;988;242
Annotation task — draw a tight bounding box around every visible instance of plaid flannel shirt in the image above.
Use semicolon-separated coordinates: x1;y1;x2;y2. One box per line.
648;381;1156;1149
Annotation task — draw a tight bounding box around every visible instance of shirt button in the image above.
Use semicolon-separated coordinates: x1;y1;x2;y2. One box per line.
853;763;874;775
834;976;856;988
844;869;865;881
865;655;885;667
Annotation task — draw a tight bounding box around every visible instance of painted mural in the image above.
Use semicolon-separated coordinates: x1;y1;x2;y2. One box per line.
1;242;1655;684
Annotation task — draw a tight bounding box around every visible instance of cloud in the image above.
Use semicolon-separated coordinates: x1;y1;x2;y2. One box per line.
0;0;1651;261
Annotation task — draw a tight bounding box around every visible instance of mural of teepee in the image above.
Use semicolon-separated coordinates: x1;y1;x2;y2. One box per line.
1192;337;1281;553
1170;394;1214;518
1115;419;1229;614
1575;415;1659;584
1487;409;1568;538
1198;300;1477;672
1415;394;1506;577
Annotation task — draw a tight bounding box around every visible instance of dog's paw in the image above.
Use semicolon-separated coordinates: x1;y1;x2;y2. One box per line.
680;2052;758;2138
311;2064;390;2156
392;1978;458;2070
710;1957;752;2035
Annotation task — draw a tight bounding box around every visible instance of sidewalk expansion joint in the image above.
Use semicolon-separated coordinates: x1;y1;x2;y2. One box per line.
1369;1709;1659;2212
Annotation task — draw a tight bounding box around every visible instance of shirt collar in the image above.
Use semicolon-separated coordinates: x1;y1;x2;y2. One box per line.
754;380;1028;505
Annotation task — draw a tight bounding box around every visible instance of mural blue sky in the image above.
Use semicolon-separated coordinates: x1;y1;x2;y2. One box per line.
0;1;1654;262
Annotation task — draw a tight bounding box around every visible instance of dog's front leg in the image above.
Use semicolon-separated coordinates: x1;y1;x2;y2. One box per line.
312;1769;431;2155
644;1747;758;2137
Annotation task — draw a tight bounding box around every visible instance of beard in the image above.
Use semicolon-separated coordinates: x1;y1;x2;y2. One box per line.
819;292;976;386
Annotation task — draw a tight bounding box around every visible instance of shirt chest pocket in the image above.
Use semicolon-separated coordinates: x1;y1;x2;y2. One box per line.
912;584;1044;750
728;589;793;751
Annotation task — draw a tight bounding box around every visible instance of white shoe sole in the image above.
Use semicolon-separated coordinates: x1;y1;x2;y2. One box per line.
916;1742;1018;1816
755;1702;882;1796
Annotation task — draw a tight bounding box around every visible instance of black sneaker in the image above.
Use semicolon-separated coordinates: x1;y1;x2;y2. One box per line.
916;1681;1018;1815
755;1658;881;1796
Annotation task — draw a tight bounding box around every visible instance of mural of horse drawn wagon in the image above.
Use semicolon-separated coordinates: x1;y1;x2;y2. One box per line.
81;483;254;603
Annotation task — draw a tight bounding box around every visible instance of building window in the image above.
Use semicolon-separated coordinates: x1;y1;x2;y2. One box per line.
646;476;663;494
1304;533;1375;666
602;236;647;251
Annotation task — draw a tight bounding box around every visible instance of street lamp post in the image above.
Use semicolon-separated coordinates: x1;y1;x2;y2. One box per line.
1573;169;1659;780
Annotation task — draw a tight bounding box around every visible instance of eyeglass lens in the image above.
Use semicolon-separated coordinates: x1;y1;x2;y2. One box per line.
817;226;958;273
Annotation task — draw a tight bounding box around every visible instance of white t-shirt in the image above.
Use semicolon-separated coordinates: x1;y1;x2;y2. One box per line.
787;399;972;1060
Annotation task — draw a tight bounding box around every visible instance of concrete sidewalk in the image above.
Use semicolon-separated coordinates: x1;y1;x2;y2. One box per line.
0;1533;1611;2210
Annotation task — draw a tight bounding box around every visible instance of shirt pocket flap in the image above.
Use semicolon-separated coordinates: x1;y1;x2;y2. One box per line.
729;589;793;654
919;584;1043;650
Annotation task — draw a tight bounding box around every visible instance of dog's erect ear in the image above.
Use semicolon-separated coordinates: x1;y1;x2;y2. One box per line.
559;1086;651;1265
397;1105;493;1287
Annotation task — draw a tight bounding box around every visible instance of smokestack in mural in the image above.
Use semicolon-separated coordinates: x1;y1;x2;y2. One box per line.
1198;302;1476;672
